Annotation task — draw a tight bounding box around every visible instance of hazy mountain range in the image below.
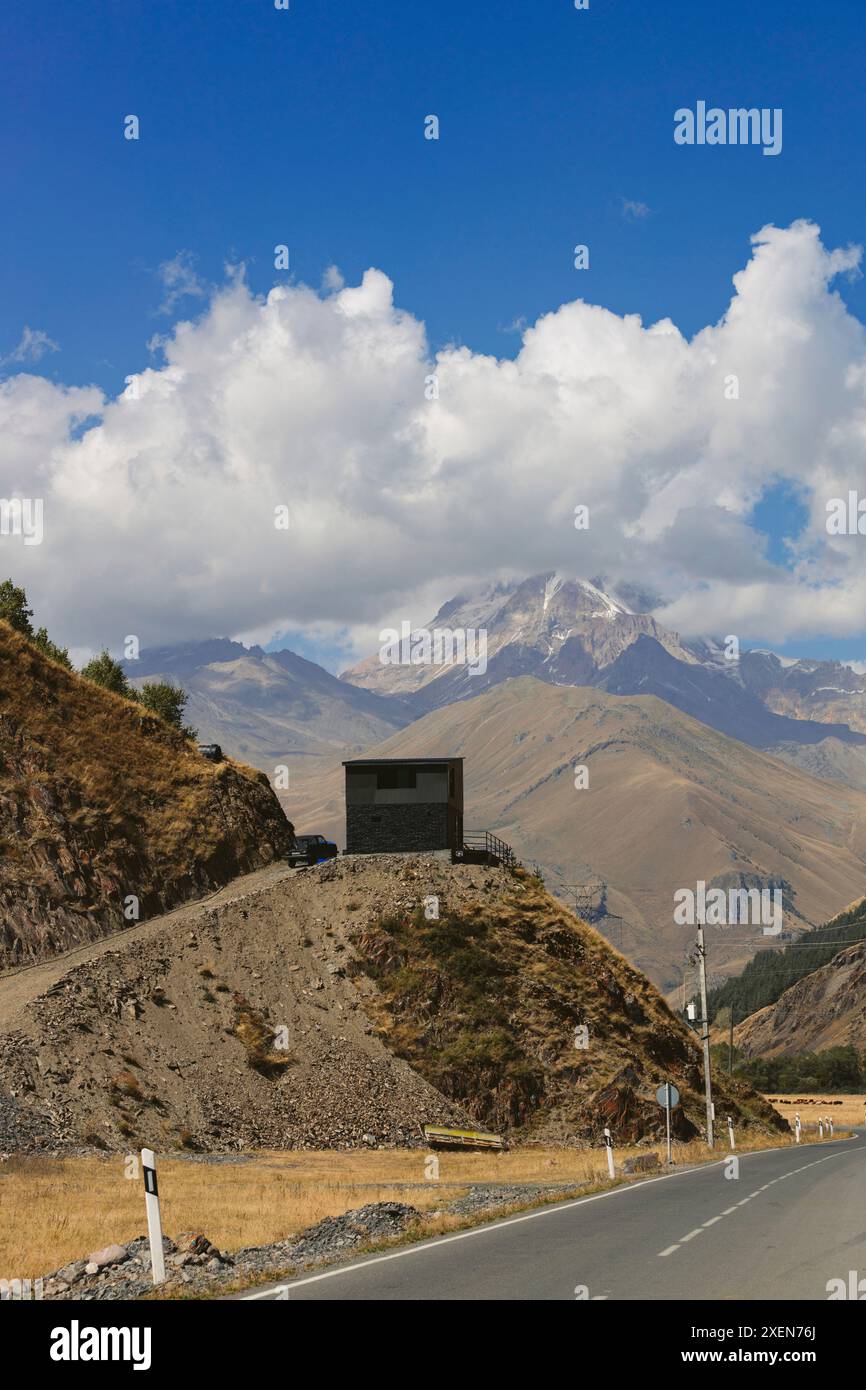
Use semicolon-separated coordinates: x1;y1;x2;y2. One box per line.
123;572;866;988
343;573;866;753
291;677;866;990
126;638;412;780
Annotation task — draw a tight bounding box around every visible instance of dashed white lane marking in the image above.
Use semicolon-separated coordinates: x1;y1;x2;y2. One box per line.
236;1137;861;1297
656;1144;859;1259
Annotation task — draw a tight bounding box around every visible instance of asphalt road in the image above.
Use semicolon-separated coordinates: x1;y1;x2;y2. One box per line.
238;1133;866;1301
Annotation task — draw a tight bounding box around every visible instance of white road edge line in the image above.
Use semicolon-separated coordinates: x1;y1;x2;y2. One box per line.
240;1138;864;1298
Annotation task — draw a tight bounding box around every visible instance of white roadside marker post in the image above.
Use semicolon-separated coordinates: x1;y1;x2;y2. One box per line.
603;1126;615;1180
794;1112;801;1144
829;1117;834;1137
818;1119;824;1139
727;1116;735;1151
141;1148;166;1286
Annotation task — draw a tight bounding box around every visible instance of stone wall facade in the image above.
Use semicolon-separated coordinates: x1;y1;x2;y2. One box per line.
346;803;453;854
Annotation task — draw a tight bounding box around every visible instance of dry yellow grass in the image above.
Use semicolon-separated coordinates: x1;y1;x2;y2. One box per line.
765;1093;866;1129
0;1129;842;1282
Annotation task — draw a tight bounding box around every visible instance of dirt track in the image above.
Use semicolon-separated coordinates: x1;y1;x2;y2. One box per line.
0;863;293;1030
0;855;482;1151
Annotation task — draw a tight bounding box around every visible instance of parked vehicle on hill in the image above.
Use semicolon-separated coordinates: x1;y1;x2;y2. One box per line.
197;743;223;762
288;833;339;867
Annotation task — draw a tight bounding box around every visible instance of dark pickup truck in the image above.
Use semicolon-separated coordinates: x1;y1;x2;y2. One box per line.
288;833;339;867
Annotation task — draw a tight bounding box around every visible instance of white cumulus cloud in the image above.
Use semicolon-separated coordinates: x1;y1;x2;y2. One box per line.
2;220;866;659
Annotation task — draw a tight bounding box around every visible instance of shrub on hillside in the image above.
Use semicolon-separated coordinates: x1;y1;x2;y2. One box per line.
0;578;72;668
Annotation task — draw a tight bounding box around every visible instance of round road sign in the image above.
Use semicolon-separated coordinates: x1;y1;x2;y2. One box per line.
656;1083;680;1108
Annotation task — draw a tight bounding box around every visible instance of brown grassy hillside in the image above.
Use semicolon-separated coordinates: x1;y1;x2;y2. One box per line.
350;865;785;1144
0;622;294;967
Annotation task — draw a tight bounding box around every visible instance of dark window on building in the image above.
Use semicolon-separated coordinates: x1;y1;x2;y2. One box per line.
376;767;417;790
449;768;455;799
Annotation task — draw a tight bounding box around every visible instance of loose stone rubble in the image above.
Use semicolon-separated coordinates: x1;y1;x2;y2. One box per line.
32;1187;583;1300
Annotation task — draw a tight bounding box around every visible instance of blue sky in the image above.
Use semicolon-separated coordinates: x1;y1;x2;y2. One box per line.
2;0;866;664
4;0;866;379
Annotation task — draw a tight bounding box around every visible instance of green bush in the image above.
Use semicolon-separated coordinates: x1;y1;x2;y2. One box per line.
0;578;71;667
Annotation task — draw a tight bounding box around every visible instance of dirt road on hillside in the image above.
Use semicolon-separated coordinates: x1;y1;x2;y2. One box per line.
0;863;294;1030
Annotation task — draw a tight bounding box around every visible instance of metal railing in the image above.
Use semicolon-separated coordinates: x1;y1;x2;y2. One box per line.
461;830;518;866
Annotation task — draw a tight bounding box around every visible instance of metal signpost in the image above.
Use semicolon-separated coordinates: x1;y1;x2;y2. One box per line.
656;1082;680;1165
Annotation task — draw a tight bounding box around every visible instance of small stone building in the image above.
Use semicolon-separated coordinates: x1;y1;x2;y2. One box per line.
343;757;464;855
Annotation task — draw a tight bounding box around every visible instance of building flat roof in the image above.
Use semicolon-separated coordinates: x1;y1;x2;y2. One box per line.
343;756;463;766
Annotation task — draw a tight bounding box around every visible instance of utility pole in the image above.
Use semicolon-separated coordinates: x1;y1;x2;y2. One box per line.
696;921;715;1148
682;947;698;1016
606;913;624;952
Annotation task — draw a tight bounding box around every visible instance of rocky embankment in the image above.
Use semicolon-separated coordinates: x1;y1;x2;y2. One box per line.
0;854;783;1154
23;1188;584;1301
0;861;471;1153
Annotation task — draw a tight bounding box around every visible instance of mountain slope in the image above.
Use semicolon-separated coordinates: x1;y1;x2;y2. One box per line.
707;897;866;1023
292;677;866;989
739;649;866;734
0;623;294;968
596;636;865;749
0;855;784;1153
766;737;866;792
733;940;866;1056
125;639;411;775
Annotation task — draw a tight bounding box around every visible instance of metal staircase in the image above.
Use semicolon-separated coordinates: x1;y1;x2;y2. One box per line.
452;830;517;867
